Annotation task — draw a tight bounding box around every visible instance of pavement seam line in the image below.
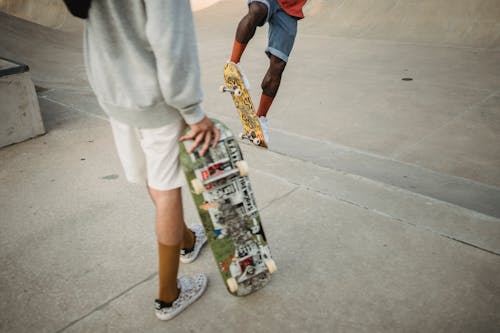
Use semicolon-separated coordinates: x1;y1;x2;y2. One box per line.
249;151;500;223
228;113;500;194
379;212;500;256
40;95;110;122
37;87;56;97
260;186;300;212
54;272;158;333
304;185;500;256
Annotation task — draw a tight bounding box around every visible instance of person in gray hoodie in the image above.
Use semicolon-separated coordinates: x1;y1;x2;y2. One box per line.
83;0;219;321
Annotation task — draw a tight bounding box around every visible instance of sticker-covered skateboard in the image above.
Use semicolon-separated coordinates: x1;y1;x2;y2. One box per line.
179;119;277;296
220;62;268;148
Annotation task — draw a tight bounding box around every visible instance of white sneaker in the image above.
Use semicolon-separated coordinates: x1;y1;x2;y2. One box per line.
154;274;208;321
258;116;270;144
229;61;251;90
180;225;207;264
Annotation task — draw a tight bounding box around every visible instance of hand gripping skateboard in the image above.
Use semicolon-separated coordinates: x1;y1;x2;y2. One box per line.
220;62;268;148
179;119;277;296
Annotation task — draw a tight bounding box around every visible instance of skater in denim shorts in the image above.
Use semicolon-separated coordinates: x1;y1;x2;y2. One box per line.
229;0;307;143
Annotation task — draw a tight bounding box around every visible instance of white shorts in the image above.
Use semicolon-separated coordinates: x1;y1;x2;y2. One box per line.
109;118;186;191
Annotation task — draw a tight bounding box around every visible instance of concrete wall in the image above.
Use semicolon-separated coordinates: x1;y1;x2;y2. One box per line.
304;0;500;49
0;0;82;32
2;0;498;48
0;59;45;148
0;0;223;32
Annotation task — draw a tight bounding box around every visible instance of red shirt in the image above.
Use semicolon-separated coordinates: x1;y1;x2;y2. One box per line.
278;0;307;19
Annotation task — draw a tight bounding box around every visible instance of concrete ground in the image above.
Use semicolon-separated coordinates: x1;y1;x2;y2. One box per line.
1;0;500;332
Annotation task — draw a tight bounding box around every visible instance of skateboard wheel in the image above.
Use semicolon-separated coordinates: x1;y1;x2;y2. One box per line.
238;132;245;140
191;178;205;195
265;259;278;274
227;277;238;293
252;138;261;146
218;85;226;93
236;160;249;177
234;88;242;97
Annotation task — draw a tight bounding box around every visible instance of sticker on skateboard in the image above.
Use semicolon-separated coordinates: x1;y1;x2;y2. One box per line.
179;119;277;296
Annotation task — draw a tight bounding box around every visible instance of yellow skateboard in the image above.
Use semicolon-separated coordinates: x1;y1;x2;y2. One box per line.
220;62;268;148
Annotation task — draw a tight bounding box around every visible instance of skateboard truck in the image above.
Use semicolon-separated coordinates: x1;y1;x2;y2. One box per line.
219;84;242;97
239;131;261;146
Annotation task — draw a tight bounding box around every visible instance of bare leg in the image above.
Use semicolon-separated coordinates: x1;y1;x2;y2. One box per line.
235;2;268;43
261;55;287;97
231;2;268;63
257;55;287;117
147;186;194;249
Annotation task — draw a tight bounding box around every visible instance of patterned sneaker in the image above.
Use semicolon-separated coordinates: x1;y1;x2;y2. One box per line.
180;225;207;264
258;116;270;144
154;273;208;321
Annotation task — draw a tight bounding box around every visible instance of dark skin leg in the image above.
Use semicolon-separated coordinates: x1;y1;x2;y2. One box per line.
235;2;268;44
262;55;287;97
235;3;287;104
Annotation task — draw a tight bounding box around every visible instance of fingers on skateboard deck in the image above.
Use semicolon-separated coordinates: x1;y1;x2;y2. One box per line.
220;62;268;148
179;119;276;296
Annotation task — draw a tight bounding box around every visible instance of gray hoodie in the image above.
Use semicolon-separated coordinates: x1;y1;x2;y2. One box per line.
84;0;205;128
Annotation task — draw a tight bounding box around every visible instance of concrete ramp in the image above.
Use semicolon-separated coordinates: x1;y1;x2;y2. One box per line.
3;0;498;47
0;0;82;32
0;12;86;90
304;0;500;49
0;0;222;32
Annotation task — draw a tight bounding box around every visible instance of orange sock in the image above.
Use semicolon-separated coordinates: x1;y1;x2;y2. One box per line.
257;94;274;117
230;41;247;63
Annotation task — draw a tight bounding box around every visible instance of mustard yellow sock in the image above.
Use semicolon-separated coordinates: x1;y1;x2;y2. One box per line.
157;242;181;303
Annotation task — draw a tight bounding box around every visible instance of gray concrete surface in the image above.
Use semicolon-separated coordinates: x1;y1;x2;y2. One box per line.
1;0;500;332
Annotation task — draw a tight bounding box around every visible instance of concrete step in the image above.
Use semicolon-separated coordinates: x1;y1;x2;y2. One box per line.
271;122;500;220
176;111;500;256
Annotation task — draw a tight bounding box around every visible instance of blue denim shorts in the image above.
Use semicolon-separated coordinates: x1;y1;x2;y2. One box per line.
248;0;298;62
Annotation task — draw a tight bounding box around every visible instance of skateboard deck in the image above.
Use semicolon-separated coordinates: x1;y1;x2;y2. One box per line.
179;119;276;296
220;62;268;148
